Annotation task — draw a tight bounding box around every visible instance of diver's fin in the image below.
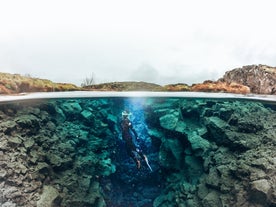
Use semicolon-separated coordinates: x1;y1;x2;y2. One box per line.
144;155;153;172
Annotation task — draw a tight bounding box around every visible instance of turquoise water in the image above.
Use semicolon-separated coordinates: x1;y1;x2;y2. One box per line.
0;93;275;207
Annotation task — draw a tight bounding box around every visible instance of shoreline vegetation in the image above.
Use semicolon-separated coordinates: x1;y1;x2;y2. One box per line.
0;64;275;95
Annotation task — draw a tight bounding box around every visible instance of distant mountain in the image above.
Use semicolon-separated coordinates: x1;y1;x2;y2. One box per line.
219;64;276;94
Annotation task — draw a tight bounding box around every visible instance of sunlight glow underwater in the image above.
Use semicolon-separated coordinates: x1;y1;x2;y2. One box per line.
123;98;152;152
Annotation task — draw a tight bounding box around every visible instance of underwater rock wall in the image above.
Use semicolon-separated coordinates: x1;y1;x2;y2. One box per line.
144;98;276;207
0;99;119;207
0;97;275;207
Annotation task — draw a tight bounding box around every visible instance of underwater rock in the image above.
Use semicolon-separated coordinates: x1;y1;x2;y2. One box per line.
0;139;8;151
148;128;164;149
46;153;73;170
205;168;221;190
23;138;35;149
99;158;116;176
185;155;204;183
250;179;271;204
159;113;179;130
197;183;209;200
2;186;22;200
38;102;58;115
187;132;211;156
1;201;17;207
159;138;184;169
106;113;117;131
202;191;222;207
236;118;264;133
15;114;40;129
35;162;49;172
204;116;257;150
106;113;117;124
7;135;22;145
204;116;237;147
153;194;167;207
37;185;60;207
64;181;105;207
175;121;187;134
216;107;234;121
80;109;95;124
46;121;56;131
0;169;7;179
148;128;164;139
60;101;82;119
0;120;17;135
46;153;63;166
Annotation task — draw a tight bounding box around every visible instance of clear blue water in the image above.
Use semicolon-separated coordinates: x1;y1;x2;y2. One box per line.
0;92;275;207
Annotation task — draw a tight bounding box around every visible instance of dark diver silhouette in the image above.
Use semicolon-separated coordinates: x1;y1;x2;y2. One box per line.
120;110;152;171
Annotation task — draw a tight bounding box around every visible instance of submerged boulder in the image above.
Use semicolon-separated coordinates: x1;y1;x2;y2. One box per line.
249;179;271;205
37;185;60;207
159;113;179;130
60;101;82;120
187;132;211;156
204;117;231;145
15;114;40;129
80;109;95;124
202;191;222;207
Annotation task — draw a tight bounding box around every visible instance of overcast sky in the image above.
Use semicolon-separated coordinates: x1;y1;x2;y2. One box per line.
0;0;276;86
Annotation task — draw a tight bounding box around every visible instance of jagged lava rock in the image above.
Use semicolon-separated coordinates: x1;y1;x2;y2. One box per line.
220;64;276;94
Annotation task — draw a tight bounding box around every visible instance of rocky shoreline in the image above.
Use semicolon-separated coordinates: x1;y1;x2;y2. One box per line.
220;64;276;94
0;97;275;206
1;64;276;94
